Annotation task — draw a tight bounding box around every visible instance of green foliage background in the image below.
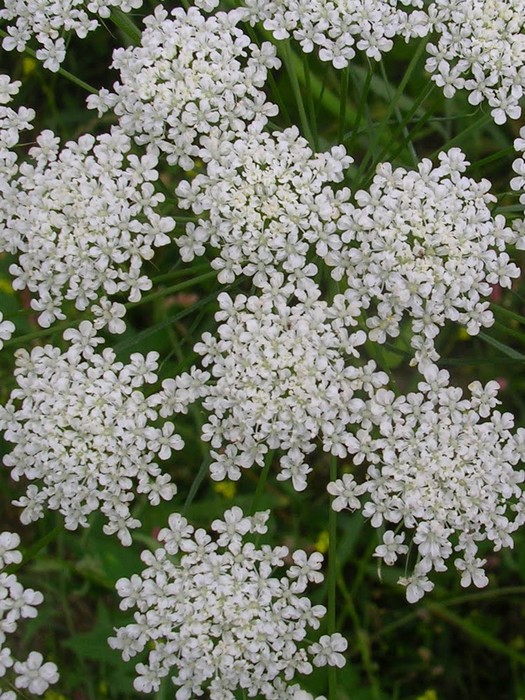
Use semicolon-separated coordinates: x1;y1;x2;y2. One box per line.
2;2;525;699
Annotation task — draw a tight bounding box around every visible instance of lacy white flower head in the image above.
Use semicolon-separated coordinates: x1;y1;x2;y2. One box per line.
0;532;59;696
154;285;390;490
87;6;280;169
238;0;430;67
426;0;525;124
510;125;525;214
110;507;346;699
325;149;520;370
0;321;183;546
0;75;34;188
0;0;144;72
0;126;173;331
327;364;525;602
176;125;352;286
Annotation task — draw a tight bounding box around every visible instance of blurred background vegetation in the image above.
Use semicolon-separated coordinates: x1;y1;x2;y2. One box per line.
2;2;525;699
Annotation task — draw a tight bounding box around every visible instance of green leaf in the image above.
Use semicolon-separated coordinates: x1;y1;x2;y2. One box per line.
426;603;525;667
479;331;525;360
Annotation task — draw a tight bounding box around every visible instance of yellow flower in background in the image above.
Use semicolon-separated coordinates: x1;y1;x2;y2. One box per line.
0;278;14;295
314;530;329;554
416;690;437;700
44;691;68;700
22;56;38;75
213;481;237;499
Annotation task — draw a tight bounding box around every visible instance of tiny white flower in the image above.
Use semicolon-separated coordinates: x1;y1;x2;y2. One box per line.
309;633;348;668
14;652;59;695
0;534;59;694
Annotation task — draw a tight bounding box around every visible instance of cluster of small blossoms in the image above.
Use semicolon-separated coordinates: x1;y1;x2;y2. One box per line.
176;125;351;285
87;6;280;169
0;322;182;545
0;76;31;351
0;532;59;697
110;508;346;699
328;365;525;602
426;0;525;124
0;75;34;197
154;286;390;490
0;127;173;330
234;0;430;67
511;126;525;208
0;0;144;71
325;149;520;369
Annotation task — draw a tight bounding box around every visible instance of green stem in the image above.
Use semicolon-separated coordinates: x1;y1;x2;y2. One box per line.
337;575;382;699
345;63;373;149
429;110;492;159
2;271;217;349
338;66;350;145
367;586;525;648
109;8;142;46
183;456;212;515
427;602;525;667
266;71;292;126
151;262;210;285
355;81;435;188
249;450;274;515
126;270;217;307
0;29;98;94
4;525;62;575
380;60;418;165
353;37;429;182
304;53;319;149
2;320;73;349
327;455;338;700
280;41;315;147
4;270;216;347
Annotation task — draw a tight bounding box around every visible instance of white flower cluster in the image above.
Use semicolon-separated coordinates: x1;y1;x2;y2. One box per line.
0;322;182;545
110;507;346;699
176;125;351;285
0;127;173;330
511;126;525;208
0;532;59;698
328;365;525;602
87;6;280;169
426;0;525;124
0;75;34;194
239;0;430;67
156;287;391;490
0;0;144;71
325;149;519;369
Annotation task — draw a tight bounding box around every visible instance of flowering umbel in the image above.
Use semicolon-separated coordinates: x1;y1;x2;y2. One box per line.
176;125;351;285
155;286;391;490
87;6;280;169
426;0;525;123
328;365;525;602
325;149;519;369
204;0;431;67
0;0;145;71
0;322;182;545
0;127;173;330
110;508;346;699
